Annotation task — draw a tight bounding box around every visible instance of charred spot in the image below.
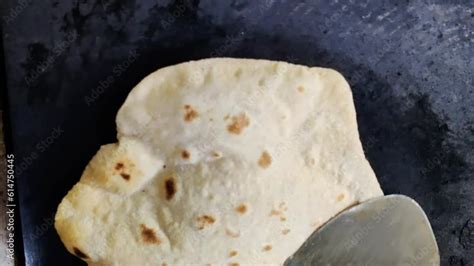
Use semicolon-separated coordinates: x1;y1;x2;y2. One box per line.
184;105;199;122
73;247;89;259
197;215;216;230
235;204;247;214
258;151;272;169
181;150;190;159
263;245;272;251
164;177;177;200
140;224;161;244
227;113;250;134
115;162;124;170
229;250;238;257
163;164;166;169
120;173;130;181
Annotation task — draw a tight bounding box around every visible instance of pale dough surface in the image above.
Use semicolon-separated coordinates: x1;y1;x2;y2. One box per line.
55;58;383;265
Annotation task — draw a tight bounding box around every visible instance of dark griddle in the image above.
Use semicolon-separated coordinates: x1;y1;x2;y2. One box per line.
1;0;473;265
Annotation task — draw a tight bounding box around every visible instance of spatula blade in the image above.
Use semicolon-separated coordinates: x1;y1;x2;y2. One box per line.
285;195;439;266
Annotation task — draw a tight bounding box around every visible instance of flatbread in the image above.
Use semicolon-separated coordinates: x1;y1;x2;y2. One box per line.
55;58;383;265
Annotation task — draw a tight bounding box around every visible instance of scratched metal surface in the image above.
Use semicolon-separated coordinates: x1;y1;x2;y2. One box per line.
0;0;473;265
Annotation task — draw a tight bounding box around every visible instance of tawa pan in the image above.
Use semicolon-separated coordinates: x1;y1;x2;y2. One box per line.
1;0;472;265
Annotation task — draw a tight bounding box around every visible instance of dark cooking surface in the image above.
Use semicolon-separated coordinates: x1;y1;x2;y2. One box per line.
1;0;473;265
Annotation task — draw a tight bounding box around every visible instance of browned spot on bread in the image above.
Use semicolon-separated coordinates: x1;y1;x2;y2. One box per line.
336;193;345;202
225;228;240;238
164;177;176;200
184;105;199;122
227;113;250;134
115;162;124;170
197;215;216;230
282;229;290;235
235;204;247;214
212;151;222;158
270;209;281;216
163;164;166;169
229;263;240;266
224;114;230;120
162;263;168;266
113;159;136;173
297;85;305;92
140;224;161;244
120;173;130;181
181;150;190;159
114;160;135;181
263;245;273;252
229;250;238;257
73;247;89;259
270;203;287;221
234;68;242;77
258;151;272;169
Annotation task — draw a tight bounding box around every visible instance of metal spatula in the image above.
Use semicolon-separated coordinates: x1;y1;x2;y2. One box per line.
285;195;440;266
